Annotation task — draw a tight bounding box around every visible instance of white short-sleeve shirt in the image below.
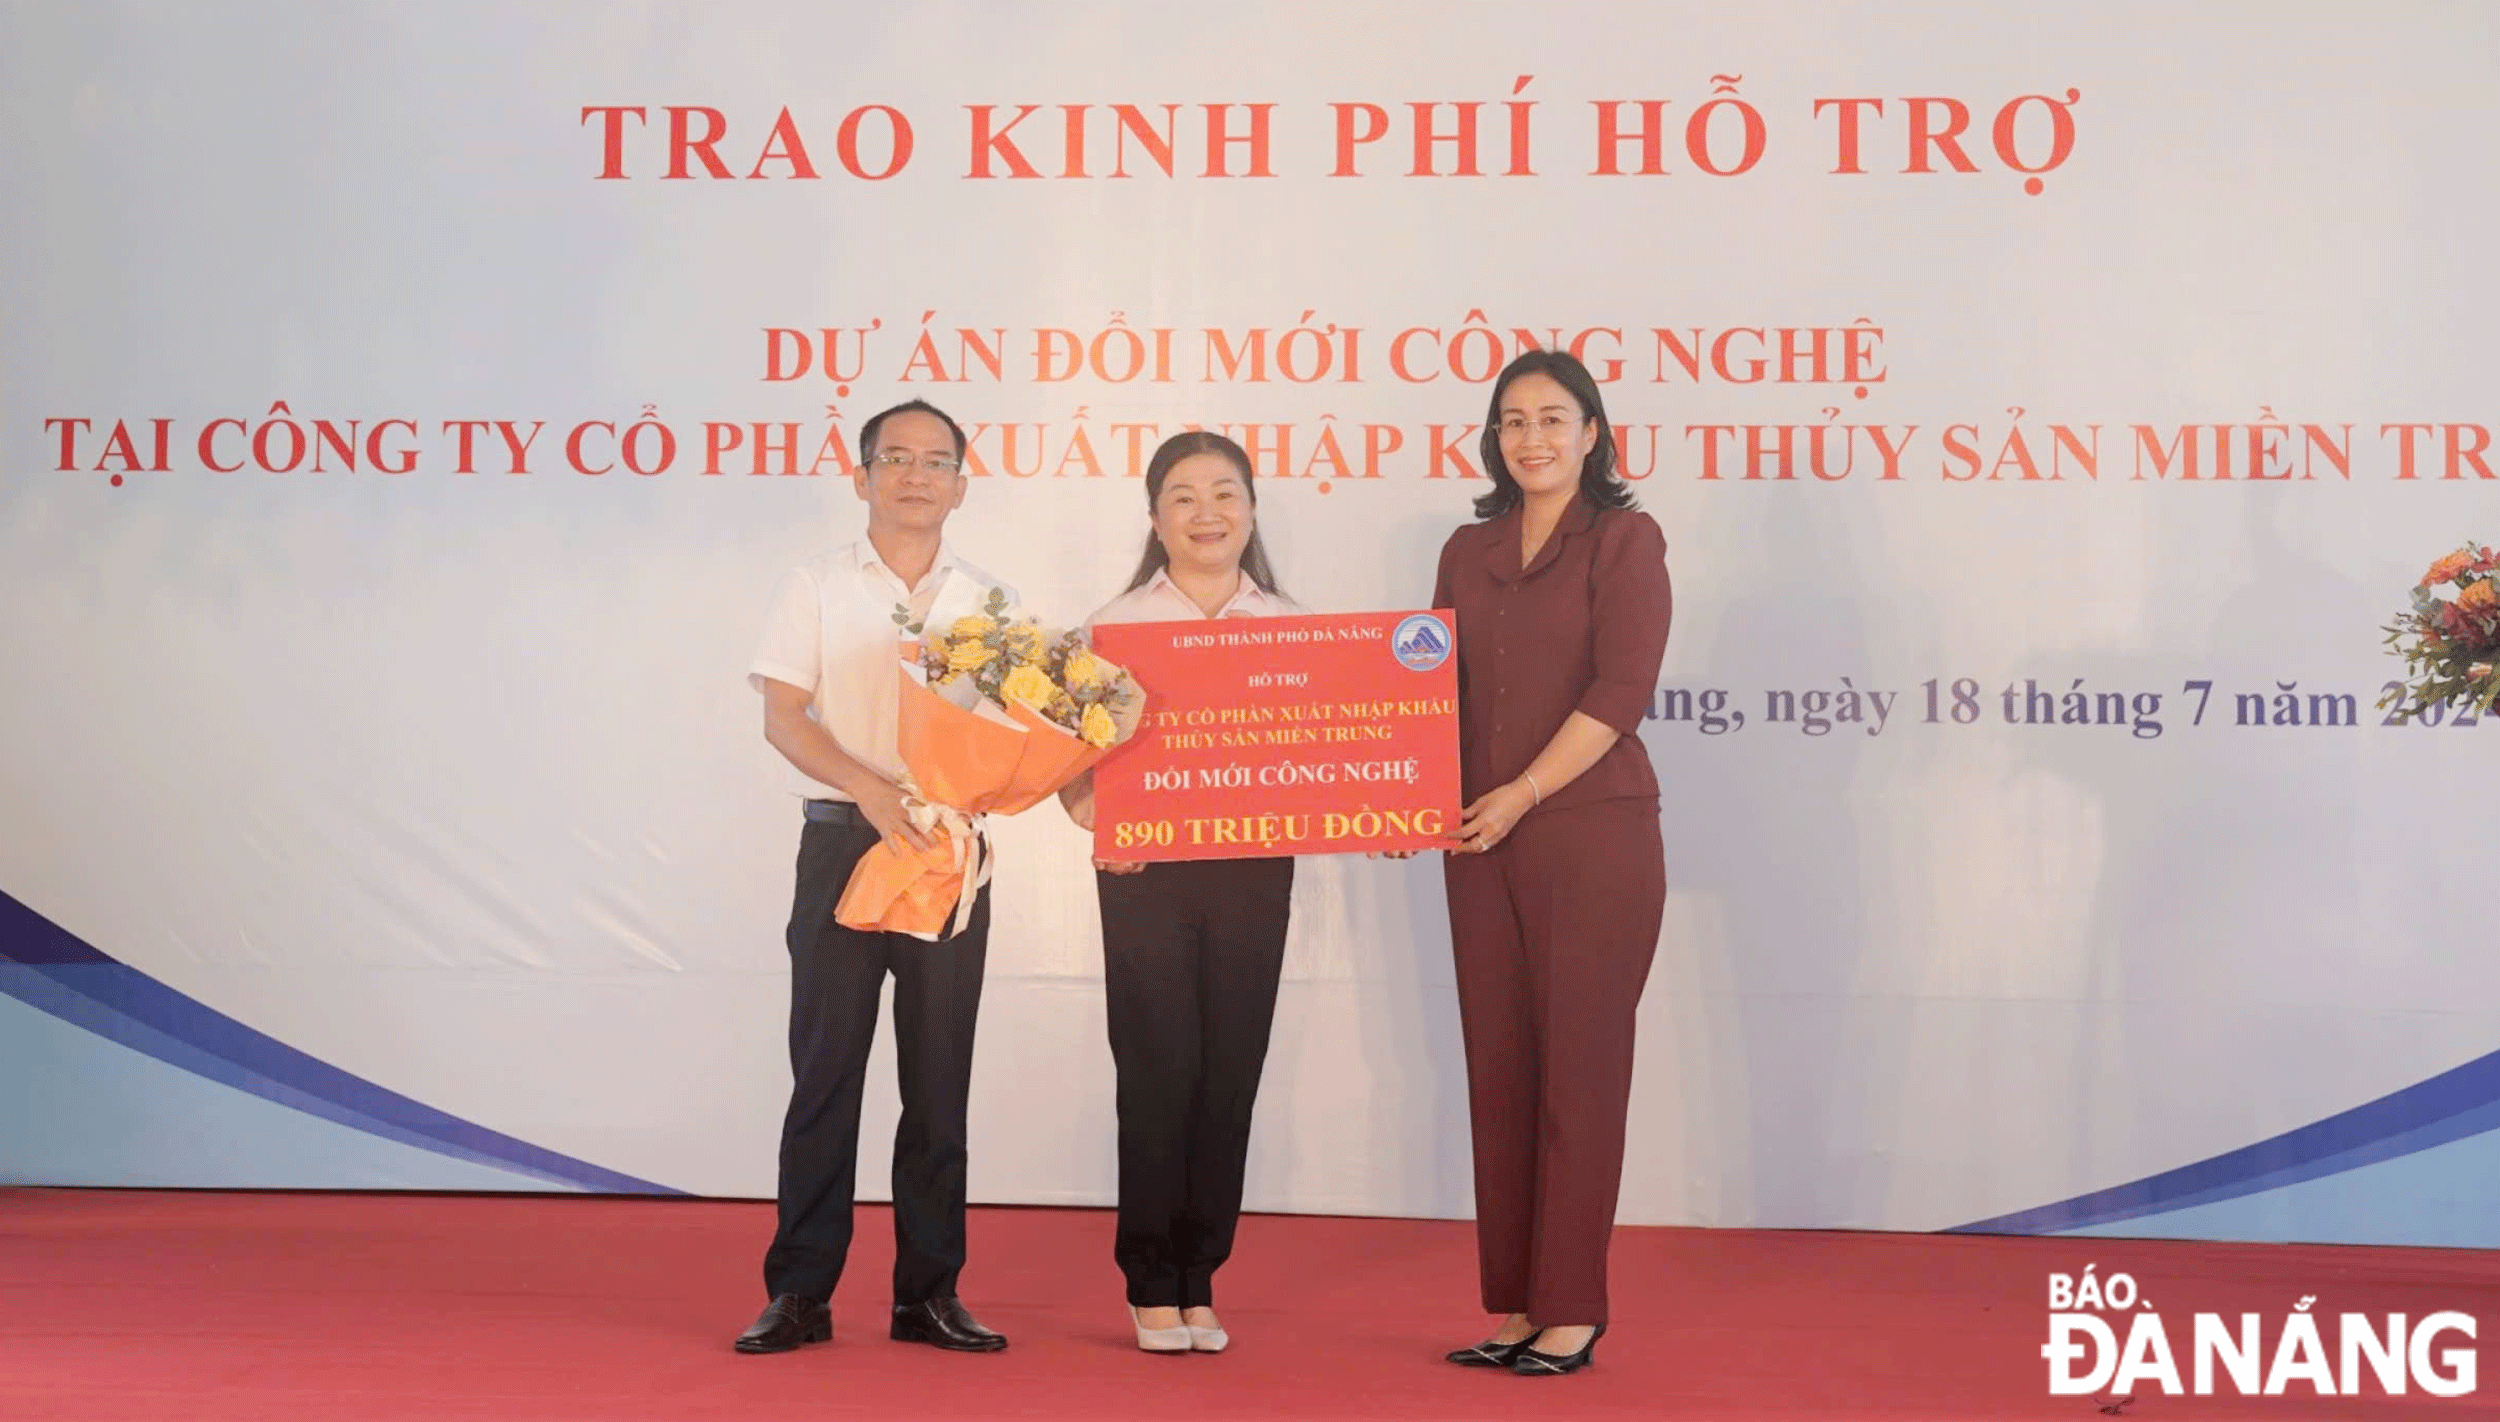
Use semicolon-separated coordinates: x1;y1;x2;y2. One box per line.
749;541;1017;803
1085;567;1303;630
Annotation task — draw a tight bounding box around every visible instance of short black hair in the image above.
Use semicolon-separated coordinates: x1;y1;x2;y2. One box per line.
856;399;969;467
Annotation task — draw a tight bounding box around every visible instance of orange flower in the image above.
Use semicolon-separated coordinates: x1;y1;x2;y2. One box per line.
2461;579;2499;614
2424;551;2478;586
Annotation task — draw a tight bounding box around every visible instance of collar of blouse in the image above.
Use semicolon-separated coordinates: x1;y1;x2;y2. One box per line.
1485;494;1598;584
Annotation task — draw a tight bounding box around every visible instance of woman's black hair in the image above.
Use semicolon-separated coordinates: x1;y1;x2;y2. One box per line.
1471;348;1638;520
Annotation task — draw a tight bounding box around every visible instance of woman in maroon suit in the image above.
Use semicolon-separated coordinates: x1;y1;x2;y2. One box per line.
1430;348;1673;1377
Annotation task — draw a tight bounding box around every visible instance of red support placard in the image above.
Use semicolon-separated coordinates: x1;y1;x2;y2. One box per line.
1088;611;1461;861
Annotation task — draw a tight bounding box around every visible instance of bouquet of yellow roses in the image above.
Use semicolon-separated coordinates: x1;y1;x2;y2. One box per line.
834;586;1146;939
2378;541;2500;723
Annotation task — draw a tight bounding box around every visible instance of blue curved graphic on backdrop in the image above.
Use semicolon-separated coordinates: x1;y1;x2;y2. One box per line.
15;875;2496;1221
0;887;678;1194
1953;1046;2500;1234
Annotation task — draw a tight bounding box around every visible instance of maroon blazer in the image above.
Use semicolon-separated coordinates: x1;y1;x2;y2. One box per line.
1430;497;1674;811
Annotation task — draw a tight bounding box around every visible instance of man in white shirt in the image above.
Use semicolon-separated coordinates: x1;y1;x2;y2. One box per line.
735;399;1014;1356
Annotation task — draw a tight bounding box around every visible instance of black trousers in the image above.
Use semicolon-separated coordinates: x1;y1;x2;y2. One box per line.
762;814;990;1306
1096;857;1295;1309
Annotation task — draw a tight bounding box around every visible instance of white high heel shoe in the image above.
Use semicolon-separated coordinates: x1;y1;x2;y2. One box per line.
1131;1306;1192;1353
1186;1315;1229;1354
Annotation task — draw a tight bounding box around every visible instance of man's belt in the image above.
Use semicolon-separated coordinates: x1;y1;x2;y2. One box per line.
803;799;866;827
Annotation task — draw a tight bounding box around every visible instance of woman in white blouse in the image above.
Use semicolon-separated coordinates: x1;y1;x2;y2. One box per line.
1061;431;1301;1355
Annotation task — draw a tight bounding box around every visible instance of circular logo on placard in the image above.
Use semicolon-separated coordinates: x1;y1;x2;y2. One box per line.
1391;614;1450;671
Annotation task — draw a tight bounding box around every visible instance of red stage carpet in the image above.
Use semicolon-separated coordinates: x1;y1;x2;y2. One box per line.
2;1189;2495;1420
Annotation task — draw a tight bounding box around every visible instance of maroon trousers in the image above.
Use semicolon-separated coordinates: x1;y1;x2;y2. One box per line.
1442;797;1665;1325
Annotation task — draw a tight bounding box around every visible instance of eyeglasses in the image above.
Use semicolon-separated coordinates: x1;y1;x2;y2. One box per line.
870;450;964;476
1496;414;1584;441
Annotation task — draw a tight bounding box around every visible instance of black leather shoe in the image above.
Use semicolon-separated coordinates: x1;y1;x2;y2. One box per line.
734;1294;831;1354
1445;1336;1535;1367
890;1296;1008;1352
1512;1323;1607;1376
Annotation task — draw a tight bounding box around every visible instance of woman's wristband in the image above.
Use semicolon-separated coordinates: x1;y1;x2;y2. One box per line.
1519;771;1543;806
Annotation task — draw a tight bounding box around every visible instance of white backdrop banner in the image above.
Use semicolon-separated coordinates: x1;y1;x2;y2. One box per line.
5;0;2499;1247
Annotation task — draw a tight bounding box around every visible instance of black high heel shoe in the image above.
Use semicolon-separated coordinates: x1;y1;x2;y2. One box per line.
1510;1323;1606;1375
1444;1334;1536;1368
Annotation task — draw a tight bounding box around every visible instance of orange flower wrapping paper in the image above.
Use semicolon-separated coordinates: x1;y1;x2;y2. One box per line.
835;617;1144;940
